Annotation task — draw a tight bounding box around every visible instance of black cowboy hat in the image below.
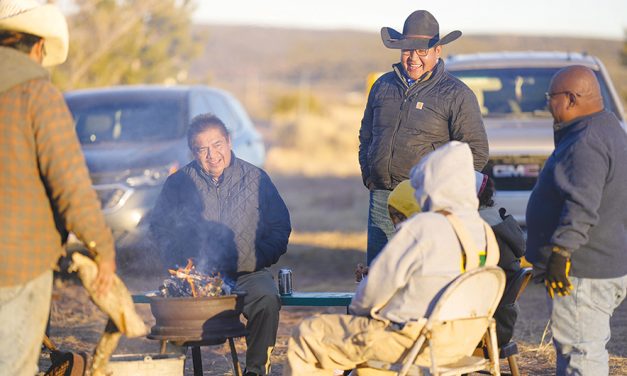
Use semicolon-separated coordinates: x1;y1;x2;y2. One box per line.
381;10;461;50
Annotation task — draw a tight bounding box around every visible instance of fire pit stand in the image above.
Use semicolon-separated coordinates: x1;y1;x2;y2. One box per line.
154;334;248;376
141;292;248;376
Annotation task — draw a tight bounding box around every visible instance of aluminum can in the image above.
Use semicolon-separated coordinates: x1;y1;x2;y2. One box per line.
278;268;293;295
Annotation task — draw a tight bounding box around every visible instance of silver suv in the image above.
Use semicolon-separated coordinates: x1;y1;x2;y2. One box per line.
446;51;626;224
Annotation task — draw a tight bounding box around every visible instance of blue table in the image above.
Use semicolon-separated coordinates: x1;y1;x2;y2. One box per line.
132;294;152;304
280;291;355;313
133;291;355;307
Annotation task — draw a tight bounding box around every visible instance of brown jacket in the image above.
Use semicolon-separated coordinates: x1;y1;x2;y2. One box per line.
0;46;114;287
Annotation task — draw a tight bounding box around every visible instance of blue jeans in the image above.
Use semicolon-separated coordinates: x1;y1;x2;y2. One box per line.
549;275;627;376
366;189;395;265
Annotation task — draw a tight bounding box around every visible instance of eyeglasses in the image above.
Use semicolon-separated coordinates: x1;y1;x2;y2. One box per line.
401;48;430;57
193;147;210;157
545;91;581;101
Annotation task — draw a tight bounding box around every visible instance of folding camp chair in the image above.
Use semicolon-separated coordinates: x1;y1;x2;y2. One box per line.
356;266;506;376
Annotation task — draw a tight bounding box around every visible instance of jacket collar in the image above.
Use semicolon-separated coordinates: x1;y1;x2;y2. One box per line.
194;151;238;186
553;110;606;145
0;46;48;93
393;59;443;90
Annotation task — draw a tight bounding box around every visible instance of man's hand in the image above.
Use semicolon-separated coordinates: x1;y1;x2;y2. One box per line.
544;245;573;298
355;263;369;282
93;258;116;297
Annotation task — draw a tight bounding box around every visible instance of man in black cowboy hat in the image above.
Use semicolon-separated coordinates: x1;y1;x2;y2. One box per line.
359;10;489;265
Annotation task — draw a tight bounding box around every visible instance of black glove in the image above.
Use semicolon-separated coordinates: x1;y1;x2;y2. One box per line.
499;207;508;220
544;245;573;298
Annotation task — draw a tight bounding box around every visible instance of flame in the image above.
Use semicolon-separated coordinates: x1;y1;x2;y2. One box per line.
168;258;198;297
163;258;224;298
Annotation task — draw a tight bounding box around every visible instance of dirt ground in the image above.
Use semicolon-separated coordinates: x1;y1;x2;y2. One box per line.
40;175;627;375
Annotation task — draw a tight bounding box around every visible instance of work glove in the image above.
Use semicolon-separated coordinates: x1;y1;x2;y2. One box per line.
543;245;573;298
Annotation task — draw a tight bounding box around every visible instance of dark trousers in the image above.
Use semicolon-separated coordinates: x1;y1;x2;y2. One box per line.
236;269;281;375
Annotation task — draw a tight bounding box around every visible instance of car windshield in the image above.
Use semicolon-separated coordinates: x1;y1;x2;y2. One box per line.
450;67;618;119
68;98;186;144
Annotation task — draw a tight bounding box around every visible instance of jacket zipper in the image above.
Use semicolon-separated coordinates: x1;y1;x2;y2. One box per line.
387;66;413;188
386;64;440;187
216;184;222;221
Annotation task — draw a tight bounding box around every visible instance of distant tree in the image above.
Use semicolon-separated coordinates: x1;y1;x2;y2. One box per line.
51;0;203;90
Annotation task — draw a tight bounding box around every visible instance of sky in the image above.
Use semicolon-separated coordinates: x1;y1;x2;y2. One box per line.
193;0;627;41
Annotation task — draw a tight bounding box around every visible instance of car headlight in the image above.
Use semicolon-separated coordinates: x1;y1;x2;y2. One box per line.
125;162;178;187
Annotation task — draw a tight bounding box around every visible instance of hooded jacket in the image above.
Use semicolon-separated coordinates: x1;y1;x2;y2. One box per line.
0;46;115;286
350;141;497;324
359;60;489;191
150;156;291;275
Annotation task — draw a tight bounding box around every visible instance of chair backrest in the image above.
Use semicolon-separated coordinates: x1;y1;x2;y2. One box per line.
415;266;506;366
426;266;506;321
500;267;532;307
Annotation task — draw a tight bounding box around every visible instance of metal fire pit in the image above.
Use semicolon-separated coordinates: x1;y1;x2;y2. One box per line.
148;292;247;345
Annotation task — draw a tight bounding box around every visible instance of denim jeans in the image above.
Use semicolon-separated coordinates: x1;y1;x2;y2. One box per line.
0;270;53;376
549;275;627;376
366;189;395;265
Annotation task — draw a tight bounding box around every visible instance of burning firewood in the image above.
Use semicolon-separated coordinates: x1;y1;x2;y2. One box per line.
158;258;227;298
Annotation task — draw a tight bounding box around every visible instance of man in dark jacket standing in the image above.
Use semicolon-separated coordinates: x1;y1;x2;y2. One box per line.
526;65;627;376
359;10;489;264
150;114;291;376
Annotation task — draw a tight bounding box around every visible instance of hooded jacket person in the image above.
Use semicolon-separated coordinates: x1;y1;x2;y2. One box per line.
0;1;116;375
359;10;489;265
284;141;498;375
352;141;497;323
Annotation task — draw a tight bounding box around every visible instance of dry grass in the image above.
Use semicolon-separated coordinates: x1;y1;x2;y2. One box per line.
265;103;363;177
289;231;366;251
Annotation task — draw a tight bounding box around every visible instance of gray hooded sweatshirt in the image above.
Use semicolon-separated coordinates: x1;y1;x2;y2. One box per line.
350;141;498;324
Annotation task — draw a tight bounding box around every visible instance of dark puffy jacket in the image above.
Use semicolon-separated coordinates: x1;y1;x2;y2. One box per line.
359;60;489;190
150;155;291;275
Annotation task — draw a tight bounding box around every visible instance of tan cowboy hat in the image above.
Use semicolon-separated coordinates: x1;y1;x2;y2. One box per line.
381;10;461;50
0;0;69;66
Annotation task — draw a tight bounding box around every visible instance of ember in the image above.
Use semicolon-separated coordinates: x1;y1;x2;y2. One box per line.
158;259;227;298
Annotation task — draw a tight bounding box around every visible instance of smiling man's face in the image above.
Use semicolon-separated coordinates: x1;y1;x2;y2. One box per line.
400;45;441;80
192;126;232;179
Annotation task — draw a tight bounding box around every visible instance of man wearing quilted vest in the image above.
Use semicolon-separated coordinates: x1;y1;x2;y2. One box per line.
150;114;291;376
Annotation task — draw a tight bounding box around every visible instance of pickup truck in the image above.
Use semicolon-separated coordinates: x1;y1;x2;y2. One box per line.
445;51;626;224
